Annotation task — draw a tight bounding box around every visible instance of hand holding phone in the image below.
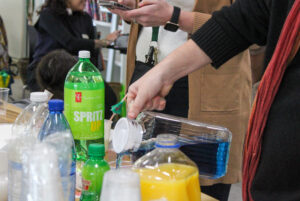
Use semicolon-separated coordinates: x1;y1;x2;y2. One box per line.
98;1;132;10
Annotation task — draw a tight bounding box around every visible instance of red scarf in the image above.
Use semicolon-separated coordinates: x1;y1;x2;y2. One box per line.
242;1;300;201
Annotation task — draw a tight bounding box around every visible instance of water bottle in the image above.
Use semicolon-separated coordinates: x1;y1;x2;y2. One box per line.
64;50;105;164
112;111;232;179
7;136;37;201
11;92;48;138
38;99;76;201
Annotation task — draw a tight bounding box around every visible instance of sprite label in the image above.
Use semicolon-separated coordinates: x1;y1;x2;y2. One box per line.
64;86;104;140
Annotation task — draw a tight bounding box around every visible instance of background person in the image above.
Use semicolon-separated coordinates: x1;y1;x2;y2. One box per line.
112;0;252;200
27;0;120;91
126;0;300;200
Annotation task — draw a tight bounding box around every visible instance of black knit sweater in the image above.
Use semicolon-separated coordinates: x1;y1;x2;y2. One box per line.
192;0;300;200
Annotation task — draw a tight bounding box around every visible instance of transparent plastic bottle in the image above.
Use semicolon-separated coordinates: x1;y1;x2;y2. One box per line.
11;92;48;138
133;134;201;201
112;111;232;179
64;50;105;164
80;144;110;201
38;99;76;201
7;136;37;201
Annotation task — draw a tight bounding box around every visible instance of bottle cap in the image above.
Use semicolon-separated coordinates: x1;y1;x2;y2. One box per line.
88;144;105;157
48;99;64;112
78;50;90;59
30;92;48;102
155;134;180;148
112;118;143;154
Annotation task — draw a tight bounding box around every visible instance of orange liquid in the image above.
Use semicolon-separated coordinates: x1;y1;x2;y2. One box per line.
135;163;201;201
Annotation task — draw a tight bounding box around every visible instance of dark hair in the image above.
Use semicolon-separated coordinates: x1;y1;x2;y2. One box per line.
39;0;68;15
36;49;77;99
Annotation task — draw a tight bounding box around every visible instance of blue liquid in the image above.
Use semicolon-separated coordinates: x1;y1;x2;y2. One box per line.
180;141;230;179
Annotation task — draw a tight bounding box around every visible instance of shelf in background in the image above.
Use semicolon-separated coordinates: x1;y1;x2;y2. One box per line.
93;20;111;27
93;20;123;29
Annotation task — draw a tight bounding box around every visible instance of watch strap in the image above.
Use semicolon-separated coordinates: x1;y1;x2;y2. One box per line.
170;6;180;24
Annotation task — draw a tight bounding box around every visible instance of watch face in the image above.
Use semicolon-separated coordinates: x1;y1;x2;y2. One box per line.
164;22;179;32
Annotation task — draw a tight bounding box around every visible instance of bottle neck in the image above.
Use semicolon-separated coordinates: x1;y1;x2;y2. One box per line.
49;110;63;114
79;58;91;62
88;155;104;160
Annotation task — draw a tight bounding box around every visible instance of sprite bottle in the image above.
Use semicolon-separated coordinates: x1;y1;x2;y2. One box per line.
64;50;105;164
80;144;110;201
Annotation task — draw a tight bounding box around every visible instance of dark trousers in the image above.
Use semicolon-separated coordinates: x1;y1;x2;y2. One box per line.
201;183;232;201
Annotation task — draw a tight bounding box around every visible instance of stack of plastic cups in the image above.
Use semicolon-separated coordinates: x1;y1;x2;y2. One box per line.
22;143;65;201
0;150;8;201
100;169;141;201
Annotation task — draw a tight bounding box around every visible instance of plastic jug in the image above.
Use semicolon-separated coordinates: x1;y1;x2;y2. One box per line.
112;111;232;179
133;134;201;201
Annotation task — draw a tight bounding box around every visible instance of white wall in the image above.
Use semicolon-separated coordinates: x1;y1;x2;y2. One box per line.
0;0;28;59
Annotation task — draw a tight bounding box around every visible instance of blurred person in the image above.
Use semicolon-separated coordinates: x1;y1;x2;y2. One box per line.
27;0;120;91
126;0;300;200
111;0;252;200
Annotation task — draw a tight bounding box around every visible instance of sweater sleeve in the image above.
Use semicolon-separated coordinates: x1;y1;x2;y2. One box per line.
191;0;271;68
39;9;95;53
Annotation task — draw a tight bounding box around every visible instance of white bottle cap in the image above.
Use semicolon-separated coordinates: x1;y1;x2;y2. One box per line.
112;118;143;154
30;92;48;102
78;50;90;59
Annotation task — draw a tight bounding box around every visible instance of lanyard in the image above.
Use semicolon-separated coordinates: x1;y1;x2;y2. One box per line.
145;27;159;65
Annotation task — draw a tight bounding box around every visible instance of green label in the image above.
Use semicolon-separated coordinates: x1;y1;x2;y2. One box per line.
65;88;104;140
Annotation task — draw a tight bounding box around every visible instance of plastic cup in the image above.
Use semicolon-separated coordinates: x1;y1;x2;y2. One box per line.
0;88;9;116
100;169;141;201
23;143;65;201
0;150;8;201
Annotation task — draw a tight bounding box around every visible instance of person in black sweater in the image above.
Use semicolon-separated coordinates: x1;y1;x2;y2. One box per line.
27;0;119;91
126;0;299;200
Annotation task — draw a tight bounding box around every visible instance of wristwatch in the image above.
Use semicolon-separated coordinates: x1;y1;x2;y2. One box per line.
164;6;181;32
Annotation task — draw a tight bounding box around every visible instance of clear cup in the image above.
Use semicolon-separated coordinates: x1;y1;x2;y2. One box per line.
0;88;9;117
0;150;8;201
100;169;141;201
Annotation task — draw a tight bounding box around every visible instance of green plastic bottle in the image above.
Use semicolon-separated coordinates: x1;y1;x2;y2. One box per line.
64;50;105;163
80;144;110;201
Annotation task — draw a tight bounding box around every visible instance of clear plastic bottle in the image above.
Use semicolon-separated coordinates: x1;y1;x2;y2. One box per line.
112;111;232;179
11;92;48;138
64;50;105;164
133;134;201;201
38;99;76;201
7;136;37;201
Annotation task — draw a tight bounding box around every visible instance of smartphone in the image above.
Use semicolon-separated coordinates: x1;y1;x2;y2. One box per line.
98;1;132;10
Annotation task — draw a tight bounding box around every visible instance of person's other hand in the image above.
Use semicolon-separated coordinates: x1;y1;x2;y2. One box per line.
127;69;173;119
111;0;173;27
105;30;121;43
126;0;173;26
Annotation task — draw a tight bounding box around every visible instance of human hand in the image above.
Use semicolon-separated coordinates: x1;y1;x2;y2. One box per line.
126;0;173;26
105;30;121;43
111;0;173;26
109;0;136;21
127;69;173;119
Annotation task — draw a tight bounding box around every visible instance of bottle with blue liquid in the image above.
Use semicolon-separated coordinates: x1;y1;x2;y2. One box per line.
38;99;76;201
112;111;232;179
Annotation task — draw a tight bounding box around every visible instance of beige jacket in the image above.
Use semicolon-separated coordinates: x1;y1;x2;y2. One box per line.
126;0;252;185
